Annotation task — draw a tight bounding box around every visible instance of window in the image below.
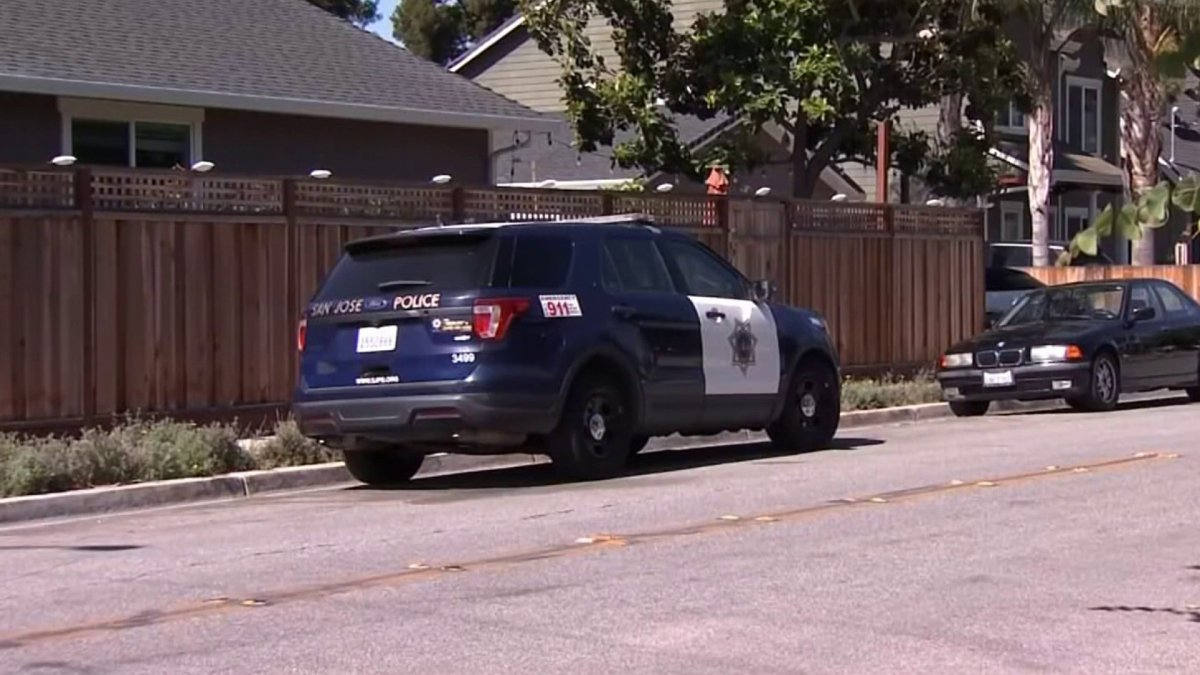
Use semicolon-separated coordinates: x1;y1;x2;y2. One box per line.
999;202;1027;242
1128;284;1163;322
602;238;675;293
996;101;1026;132
660;239;748;300
1000;284;1125;326
59;98;203;168
508;235;573;289
1063;207;1091;239
1152;282;1197;318
1065;76;1102;155
985;267;1044;293
315;235;497;300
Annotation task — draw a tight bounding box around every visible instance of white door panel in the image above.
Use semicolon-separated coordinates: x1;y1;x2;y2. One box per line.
688;296;781;395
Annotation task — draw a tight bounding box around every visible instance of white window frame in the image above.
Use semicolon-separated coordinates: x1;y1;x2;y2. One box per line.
58;97;204;168
1000;201;1027;242
1063;75;1102;156
1063;206;1091;239
995;101;1026;134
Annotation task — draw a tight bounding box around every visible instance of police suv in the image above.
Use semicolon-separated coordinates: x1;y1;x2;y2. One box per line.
293;215;841;483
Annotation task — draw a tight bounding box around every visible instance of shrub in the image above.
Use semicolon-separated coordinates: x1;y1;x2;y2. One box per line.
841;371;942;412
252;420;339;470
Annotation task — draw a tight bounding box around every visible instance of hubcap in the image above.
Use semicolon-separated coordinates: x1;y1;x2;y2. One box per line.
1095;360;1116;401
587;412;607;441
800;392;818;418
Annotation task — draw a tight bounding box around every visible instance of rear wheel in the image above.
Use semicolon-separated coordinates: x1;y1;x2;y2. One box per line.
767;358;840;452
342;448;424;486
949;400;990;417
547;374;634;480
1186;360;1200;402
1066;352;1120;412
629;435;650;455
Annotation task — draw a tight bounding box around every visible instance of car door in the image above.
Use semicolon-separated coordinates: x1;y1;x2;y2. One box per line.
1150;280;1200;386
656;236;782;430
1122;282;1170;388
600;234;704;433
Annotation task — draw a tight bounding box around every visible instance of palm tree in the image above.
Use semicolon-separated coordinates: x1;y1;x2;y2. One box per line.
1096;0;1200;265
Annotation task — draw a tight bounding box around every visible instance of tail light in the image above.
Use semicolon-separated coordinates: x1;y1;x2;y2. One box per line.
297;317;307;352
473;298;530;340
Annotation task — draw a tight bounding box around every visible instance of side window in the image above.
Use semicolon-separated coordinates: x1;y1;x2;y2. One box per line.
660;239;748;300
1152;282;1197;319
602;237;675;293
508;234;573;289
1128;284;1163;321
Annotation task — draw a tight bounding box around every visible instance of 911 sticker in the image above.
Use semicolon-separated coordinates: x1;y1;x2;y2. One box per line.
539;294;582;318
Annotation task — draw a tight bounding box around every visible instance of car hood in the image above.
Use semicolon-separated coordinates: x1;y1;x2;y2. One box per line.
948;320;1109;353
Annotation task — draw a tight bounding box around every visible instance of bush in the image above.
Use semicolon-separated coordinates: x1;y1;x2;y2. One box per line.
841;371;942;412
252;420;339;470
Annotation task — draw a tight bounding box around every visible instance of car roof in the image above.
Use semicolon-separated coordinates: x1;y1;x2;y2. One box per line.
343;214;681;252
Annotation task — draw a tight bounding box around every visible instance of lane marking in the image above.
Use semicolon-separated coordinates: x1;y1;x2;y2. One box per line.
0;451;1179;650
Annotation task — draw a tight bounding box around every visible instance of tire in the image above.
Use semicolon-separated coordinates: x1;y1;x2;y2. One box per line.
342;448;424;486
629;435;650;455
546;373;634;481
1066;352;1120;412
767;357;840;452
949;400;990;417
1187;387;1200;403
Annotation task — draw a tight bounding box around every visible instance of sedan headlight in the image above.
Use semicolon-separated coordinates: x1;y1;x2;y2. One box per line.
940;352;973;368
1029;344;1084;363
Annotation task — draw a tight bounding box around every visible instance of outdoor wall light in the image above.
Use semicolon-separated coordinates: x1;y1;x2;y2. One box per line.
926;198;946;207
51;155;77;167
754;187;772;197
537;179;557;188
191;161;215;173
310;169;333;179
431;174;452;184
830;193;848;202
656;182;675;193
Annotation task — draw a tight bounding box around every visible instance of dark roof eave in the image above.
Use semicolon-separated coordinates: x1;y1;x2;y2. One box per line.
0;73;557;131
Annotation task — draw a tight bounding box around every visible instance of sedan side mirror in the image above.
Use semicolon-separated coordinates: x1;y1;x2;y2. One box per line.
1131;305;1157;322
752;279;776;302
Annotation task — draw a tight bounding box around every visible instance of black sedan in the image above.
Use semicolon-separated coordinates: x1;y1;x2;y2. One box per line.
936;277;1200;416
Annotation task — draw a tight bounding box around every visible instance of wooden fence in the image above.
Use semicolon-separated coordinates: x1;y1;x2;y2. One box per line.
0;166;984;433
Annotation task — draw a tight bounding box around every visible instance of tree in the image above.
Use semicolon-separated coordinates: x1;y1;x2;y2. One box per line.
521;0;1026;199
307;0;381;26
1094;0;1200;265
394;0;519;65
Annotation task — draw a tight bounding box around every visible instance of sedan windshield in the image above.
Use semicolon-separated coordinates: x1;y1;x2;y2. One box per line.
998;284;1125;327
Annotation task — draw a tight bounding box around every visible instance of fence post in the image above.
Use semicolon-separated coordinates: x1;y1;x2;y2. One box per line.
716;196;732;258
601;192;614;216
451;187;466;223
883;203;898;367
75;167;96;426
282;178;299;372
780;199;793;305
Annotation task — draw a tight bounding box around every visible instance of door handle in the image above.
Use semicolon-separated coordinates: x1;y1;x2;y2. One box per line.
705;309;726;321
612;304;637;320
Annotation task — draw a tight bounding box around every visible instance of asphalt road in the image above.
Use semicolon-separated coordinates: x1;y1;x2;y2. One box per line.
1;397;1198;674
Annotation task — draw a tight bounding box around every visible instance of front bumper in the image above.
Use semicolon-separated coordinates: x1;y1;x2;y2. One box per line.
936;361;1091;402
292;392;559;449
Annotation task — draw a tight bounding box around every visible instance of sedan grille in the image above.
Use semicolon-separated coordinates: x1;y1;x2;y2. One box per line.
976;349;1023;368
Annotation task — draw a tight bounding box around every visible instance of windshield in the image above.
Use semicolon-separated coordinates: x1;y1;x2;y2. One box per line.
997;284;1125;327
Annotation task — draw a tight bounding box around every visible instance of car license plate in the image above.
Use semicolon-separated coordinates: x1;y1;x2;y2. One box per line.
983;370;1014;387
356;325;398;353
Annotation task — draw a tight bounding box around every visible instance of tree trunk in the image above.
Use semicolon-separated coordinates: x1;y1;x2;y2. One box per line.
936;92;964;207
1028;76;1054;267
1122;4;1166;266
790;115;814;198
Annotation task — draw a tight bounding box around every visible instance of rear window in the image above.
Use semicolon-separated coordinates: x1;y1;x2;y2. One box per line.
986;267;1045;292
315;235;496;301
506;234;573;289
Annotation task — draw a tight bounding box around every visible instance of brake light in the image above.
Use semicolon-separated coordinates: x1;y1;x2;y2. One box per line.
473;298;530;340
297;317;307;352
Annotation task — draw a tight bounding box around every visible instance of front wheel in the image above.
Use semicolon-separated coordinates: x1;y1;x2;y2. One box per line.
1066;352;1120;412
342;448;424;486
547;374;634;481
767;358;840;452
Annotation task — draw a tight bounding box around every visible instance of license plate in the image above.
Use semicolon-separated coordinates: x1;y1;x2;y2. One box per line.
983;370;1014;387
356;325;398;353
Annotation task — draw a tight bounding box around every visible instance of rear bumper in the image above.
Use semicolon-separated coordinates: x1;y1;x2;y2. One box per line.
292;392;559;449
936;361;1091;402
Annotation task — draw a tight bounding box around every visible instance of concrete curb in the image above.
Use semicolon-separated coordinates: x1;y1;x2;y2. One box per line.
0;394;1180;525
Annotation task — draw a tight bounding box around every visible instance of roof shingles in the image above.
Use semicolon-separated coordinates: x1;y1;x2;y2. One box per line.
0;0;546;125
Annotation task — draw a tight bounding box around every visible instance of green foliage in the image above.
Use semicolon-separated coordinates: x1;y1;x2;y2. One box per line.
522;0;1026;198
252;420;340;470
307;0;380;26
841;371;942;412
1059;173;1200;265
394;0;518;65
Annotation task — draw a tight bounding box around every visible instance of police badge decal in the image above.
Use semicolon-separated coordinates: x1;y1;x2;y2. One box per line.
729;319;757;375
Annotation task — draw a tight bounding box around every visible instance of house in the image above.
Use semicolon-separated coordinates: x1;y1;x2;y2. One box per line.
0;0;553;183
448;8;865;199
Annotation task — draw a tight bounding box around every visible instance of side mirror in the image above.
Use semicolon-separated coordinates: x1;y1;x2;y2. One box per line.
1131;305;1157;322
752;279;775;302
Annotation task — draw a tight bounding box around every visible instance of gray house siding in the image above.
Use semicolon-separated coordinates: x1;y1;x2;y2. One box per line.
204;110;491;183
0;92;60;164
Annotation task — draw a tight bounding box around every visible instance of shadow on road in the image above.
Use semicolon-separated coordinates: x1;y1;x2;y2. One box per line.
1089;605;1200;624
0;544;142;552
357;436;885;492
1015;394;1190;417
